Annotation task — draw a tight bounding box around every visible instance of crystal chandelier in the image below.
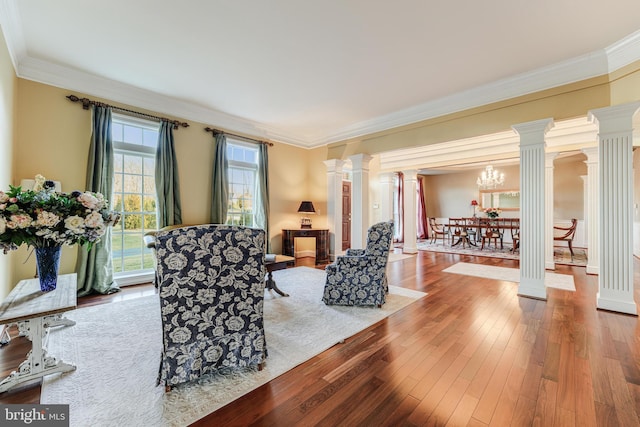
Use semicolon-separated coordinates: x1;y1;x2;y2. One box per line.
476;165;504;189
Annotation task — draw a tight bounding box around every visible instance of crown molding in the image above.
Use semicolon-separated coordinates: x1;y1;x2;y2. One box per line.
2;4;640;150
606;29;640;72
16;56;313;148
320;51;610;145
0;0;26;71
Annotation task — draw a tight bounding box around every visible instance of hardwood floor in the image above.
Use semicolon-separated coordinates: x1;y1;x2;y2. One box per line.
2;252;640;426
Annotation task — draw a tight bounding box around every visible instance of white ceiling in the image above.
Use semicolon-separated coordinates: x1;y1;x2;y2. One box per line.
2;0;640;148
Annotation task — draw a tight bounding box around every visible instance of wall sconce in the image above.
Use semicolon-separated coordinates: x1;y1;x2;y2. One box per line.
297;201;316;229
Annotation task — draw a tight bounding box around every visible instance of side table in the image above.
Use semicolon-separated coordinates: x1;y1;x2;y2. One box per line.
0;274;77;393
265;255;295;297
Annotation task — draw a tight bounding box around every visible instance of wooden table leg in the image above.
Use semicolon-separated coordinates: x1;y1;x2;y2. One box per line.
0;315;76;393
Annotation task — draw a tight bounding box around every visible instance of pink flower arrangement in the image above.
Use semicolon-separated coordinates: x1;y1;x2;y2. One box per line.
0;174;120;253
483;207;502;218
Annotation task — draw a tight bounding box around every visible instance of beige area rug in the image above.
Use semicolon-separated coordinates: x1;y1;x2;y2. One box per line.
41;267;426;427
388;252;415;263
443;262;576;291
417;240;587;267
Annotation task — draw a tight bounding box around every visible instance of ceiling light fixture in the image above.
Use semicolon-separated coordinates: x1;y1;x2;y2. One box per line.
476;165;504;189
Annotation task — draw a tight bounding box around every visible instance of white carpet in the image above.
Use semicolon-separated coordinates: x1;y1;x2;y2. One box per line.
443;262;576;291
41;267;426;427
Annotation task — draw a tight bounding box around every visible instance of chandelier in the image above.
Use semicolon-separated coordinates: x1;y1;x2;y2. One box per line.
476;165;504;189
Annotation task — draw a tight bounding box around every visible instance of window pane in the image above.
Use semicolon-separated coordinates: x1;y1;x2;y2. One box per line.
245;149;256;163
112;123;124;142
143;196;156;213
123;194;142;212
123;125;143;145
143;176;155;194
113;174;123;193
125;175;142;193
144;214;157;229
143;158;154;176
112;194;123;212
124;156;142;174
114;153;123;172
123;214;142;230
143;129;158;147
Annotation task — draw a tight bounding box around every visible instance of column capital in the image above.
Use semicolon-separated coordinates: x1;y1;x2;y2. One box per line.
348;153;373;171
401;169;418;180
323;159;345;173
545;152;558;166
378;172;395;184
512;118;555;140
588;102;640;134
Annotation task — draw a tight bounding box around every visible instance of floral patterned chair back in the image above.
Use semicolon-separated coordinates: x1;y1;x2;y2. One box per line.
322;220;394;307
154;224;267;389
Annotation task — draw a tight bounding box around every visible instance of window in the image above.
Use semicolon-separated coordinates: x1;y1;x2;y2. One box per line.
226;141;259;227
111;114;159;278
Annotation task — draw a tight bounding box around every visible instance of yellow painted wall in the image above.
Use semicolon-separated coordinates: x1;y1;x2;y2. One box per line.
0;27;17;298
12;80;315;284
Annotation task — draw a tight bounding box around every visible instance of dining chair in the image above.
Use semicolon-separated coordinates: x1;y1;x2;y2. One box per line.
428;217;448;244
553;218;578;260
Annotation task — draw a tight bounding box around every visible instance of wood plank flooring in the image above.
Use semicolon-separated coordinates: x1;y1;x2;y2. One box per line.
1;252;640;426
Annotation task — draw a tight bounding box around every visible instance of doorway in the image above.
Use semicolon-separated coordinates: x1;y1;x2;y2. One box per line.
342;181;351;251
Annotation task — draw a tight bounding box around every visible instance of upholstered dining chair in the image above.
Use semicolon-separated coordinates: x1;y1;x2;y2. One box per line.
428;217;448;244
154;224;267;390
322;221;394;307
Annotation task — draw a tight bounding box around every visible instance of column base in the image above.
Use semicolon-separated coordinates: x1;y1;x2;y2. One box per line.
518;277;547;300
586;264;599;275
402;246;418;254
597;294;638;315
545;261;555;270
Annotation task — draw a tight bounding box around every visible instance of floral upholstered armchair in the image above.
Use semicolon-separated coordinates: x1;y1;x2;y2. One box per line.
154;224;267;390
322;221;394;307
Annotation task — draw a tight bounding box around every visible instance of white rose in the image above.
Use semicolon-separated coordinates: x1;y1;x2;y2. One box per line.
64;215;85;234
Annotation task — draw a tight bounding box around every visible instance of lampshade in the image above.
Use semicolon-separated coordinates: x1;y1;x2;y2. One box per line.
297;201;316;214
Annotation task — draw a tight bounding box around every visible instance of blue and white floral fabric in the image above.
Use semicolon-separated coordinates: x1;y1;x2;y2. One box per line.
155;224;267;388
322;221;394;307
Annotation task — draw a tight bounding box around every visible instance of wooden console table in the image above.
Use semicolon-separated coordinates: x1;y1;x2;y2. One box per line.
282;229;329;265
0;274;77;392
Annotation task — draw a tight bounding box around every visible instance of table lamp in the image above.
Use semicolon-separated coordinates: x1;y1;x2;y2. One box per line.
297;201;316;229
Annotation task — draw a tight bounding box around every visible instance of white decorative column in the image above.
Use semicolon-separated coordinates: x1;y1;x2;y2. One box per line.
589;102;640;315
581;147;599;275
324;159;345;260
379;172;395;222
513;118;554;300
349;154;372;249
402;170;418;254
545;152;557;270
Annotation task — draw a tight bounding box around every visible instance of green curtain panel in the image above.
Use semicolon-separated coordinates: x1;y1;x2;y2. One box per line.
256;143;270;251
155;121;182;227
210;133;228;224
76;105;119;296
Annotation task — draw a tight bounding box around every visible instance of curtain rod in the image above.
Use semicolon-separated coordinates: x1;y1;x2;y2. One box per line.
204;127;274;147
66;95;189;130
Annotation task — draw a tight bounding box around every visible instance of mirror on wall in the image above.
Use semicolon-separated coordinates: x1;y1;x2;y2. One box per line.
479;189;520;211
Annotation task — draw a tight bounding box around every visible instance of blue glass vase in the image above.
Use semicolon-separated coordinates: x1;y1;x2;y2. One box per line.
35;246;62;292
